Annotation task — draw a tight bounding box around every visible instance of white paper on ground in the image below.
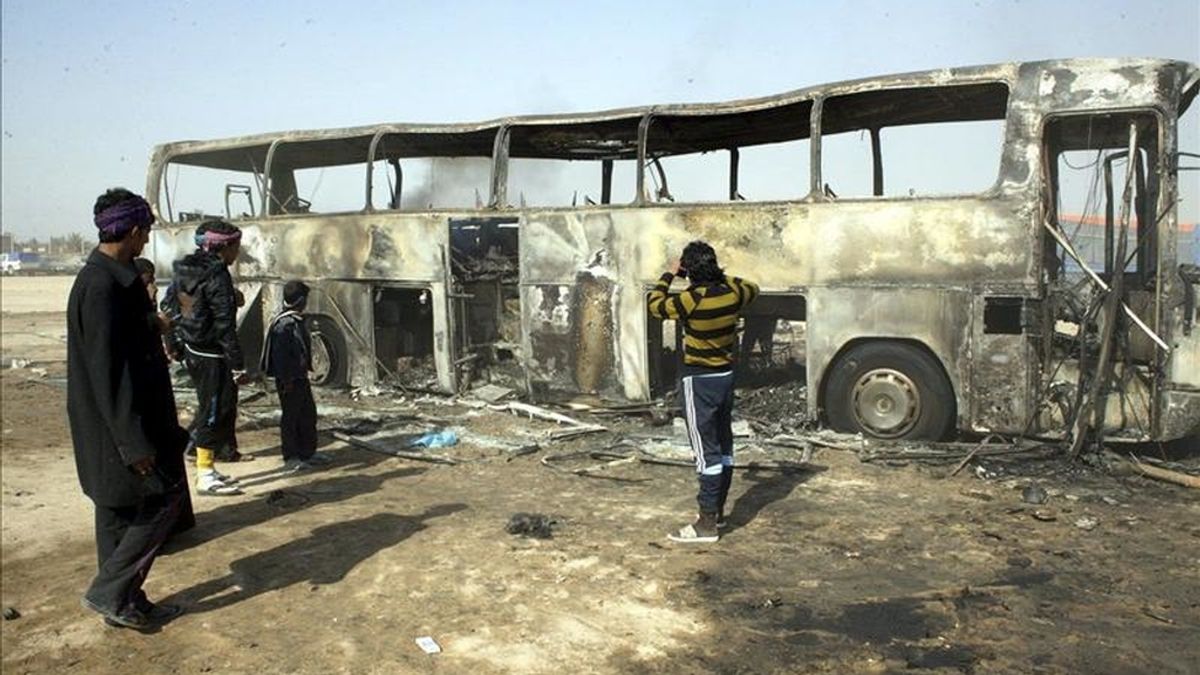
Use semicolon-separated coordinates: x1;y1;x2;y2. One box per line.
415;636;441;654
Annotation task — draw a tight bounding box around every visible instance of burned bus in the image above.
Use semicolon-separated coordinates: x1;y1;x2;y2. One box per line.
146;57;1200;443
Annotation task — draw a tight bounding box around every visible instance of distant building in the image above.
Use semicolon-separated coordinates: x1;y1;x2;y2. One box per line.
1059;215;1198;272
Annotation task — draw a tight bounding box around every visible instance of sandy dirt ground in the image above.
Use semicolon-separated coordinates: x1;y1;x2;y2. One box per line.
2;276;1199;674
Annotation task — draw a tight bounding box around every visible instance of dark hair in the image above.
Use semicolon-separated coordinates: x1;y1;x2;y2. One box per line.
283;280;310;307
93;188;149;243
133;258;155;277
680;240;723;284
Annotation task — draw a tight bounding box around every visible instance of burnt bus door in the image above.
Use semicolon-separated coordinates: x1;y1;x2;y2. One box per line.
446;216;520;394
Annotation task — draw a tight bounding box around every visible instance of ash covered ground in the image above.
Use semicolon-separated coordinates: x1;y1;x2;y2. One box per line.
2;277;1199;675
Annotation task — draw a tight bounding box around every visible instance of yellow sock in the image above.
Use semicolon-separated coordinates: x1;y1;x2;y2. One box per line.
196;447;215;471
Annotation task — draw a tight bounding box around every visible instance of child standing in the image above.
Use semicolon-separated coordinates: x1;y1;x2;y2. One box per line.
261;281;330;471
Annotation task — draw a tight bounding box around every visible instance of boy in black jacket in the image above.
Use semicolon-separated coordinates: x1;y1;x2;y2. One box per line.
261;281;330;471
170;219;247;495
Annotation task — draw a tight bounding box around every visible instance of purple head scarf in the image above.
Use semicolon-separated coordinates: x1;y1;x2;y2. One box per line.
199;228;242;252
94;197;155;238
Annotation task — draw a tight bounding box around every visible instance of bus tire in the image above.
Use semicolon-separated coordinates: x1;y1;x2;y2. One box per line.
824;341;955;441
306;315;348;387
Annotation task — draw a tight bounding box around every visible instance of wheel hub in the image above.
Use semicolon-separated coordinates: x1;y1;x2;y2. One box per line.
851;368;920;438
309;332;333;385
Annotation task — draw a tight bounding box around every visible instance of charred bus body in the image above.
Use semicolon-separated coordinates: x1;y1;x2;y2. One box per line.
146;58;1200;442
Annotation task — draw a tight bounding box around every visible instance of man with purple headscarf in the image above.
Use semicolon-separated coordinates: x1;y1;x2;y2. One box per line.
171;219;248;495
68;188;189;630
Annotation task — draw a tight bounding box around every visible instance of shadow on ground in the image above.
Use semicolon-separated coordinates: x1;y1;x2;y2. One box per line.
165;504;467;613
725;465;825;533
162;447;424;555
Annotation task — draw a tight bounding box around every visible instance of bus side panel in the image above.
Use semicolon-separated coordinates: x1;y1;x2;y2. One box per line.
148;225;198;279
970;297;1037;434
805;287;972;431
1162;271;1200;438
521;212;628;399
234;215;448;283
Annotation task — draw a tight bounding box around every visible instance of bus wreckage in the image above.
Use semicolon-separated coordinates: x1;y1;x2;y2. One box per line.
146;57;1200;445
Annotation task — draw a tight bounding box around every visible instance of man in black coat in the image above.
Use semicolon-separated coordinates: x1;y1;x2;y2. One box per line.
68;188;189;630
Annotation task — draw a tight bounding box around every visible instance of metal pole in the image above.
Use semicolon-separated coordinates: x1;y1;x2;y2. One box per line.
1071;122;1138;456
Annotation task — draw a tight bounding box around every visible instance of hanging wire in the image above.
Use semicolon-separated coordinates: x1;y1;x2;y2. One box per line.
307;167;326;205
1061;115;1099;170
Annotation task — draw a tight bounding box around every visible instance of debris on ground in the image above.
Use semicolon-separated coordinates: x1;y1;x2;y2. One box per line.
349;384;392;400
409;430;458;448
469;384;515;403
505;512;557;539
415;636;442;655
332;431;460;465
2;607;19;621
265;490;311;509
1141;607;1177;625
738;378;808;433
542;436;818;478
563;399;666;419
1031;510;1057;522
492;401;606;442
1108;451;1200;489
384;356;439;391
1021;484;1049;504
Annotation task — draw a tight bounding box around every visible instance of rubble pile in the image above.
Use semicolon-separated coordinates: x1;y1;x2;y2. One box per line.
387;356;439;390
738;379;808;433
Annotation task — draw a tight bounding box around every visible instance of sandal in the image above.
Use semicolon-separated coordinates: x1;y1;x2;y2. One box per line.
196;473;243;496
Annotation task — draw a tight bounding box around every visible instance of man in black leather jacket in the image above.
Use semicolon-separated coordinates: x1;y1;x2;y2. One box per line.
171;219;247;496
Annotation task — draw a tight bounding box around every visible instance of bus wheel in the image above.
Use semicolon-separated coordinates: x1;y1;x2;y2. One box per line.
824;341;955;440
306;315;348;387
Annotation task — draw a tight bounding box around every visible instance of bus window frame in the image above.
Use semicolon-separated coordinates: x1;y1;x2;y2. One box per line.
634;102;817;207
158;153;269;223
812;80;1012;202
1038;107;1167;288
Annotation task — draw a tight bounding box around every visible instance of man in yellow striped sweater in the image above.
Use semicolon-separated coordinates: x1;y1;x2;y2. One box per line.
649;241;759;543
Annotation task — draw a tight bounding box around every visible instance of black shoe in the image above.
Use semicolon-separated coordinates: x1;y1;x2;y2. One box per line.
216;449;255;462
135;600;184;624
82;597;153;632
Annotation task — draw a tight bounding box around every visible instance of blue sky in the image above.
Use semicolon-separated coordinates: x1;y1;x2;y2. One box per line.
2;0;1198;237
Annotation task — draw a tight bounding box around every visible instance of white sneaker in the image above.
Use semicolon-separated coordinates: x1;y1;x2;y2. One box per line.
196;471;242;496
212;469;240;484
284;459;313;473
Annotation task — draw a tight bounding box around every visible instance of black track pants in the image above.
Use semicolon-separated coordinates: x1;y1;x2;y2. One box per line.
680;369;735;514
186;352;237;452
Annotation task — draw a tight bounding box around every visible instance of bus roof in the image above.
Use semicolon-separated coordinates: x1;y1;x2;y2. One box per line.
152;57;1197;170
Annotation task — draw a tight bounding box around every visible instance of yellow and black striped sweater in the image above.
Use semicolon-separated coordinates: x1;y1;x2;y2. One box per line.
647;272;760;370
